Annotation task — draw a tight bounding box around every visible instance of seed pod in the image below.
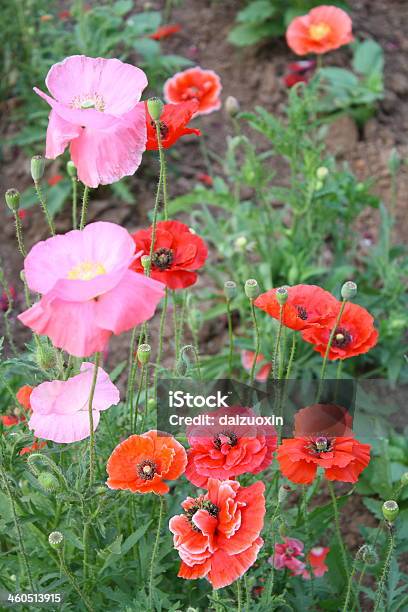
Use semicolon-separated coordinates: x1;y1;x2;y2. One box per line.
36;343;57;370
147;97;164;121
276;286;288;306
137;344;151;364
48;531;64;548
141;255;151;274
382;500;399;523
400;472;408;487
316;166;329;180
31;155;45;182
245;279;259;300
224;280;237;301
341;281;357;300
5;189;21;212
38;472;60;493
225;96;240;117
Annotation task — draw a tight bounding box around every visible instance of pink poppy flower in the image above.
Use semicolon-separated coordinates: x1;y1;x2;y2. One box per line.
269;537;306;575
185;406;277;487
286;6;353;56
18;221;165;357
29;362;120;443
241;350;272;382
302;546;330;579
34;55;148;188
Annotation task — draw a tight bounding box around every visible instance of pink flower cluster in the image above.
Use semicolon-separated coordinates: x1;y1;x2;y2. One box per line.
270;537;329;579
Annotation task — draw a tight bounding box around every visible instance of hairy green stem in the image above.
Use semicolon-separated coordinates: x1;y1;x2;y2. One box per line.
35;181;55;235
79;185;91;230
72;178;78;229
148;496;164;609
285;333;297;379
373;528;395;612
13;211;27;257
154;288;168;395
249;300;260;385
226;298;234;377
342;557;357;612
273;304;284;380
328;480;349;576
318;299;347;399
87;352;100;488
236;578;242;611
57;549;94;612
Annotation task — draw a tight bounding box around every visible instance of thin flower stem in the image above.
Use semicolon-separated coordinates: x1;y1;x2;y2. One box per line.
302;486;315;601
172;291;181;363
88;352;100;488
139;365;149;434
148;496;164;610
79;185;91;230
0;264;16;353
273;305;284;380
328;480;349;576
373;528;395;612
226;298;234;377
318;299;347;400
0;464;35;592
34;181;55;235
249;299;260;385
13;211;27;257
72;178;78;229
285;333;297;379
155;123;168;220
133;364;146;434
154;288;168;395
342;558;357;612
57;549;94;612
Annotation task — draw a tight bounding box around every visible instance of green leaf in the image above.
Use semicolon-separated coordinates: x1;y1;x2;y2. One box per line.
353;39;384;76
121;521;152;555
237;0;276;24
319;67;360;90
126;11;161;35
113;0;133;16
228;22;281;47
133;37;160;59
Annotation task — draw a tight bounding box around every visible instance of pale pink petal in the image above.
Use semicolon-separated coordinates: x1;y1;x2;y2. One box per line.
30;379;65;415
29;409;99;443
70;104;147;188
45;55;148;114
79;362;121;411
95;270;164;334
18;297;111;357
45;110;82;158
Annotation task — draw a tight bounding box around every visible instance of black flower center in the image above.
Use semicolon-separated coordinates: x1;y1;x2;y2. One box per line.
152;247;174;270
214;430;238;449
185;498;219;531
296;306;308;320
151;119;169;141
309;436;332;454
332;327;352;347
137;459;157;480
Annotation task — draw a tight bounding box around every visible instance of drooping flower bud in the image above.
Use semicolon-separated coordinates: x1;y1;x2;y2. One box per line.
356;544;378;566
224;280;237;301
48;531;64;548
225;96;240;117
38;472;60;493
382;500;399;523
278;484;291;504
245;279;259;300
316;166;329;180
147;97;164;121
276;286;288;306
137;343;151;364
341;281;357;301
141;255;151;274
5;189;21;212
66;160;77;178
30;155;45;182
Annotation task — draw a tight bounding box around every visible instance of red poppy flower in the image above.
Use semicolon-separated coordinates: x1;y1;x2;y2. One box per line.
294;403;354;438
286;6;353;56
284;73;308;88
196;173;213;187
106;430;187;495
47;174;63;187
185;406;277;487
241;350;272;382
19;440;47;456
169;478;265;589
164;67;222;116
149;24;182;40
131;220;208;290
0;285;16;312
254;284;339;331
16;385;33;411
277;435;371;484
303;546;330;579
58;10;71;20
145;101;201;150
301;302;379;360
1;415;20;427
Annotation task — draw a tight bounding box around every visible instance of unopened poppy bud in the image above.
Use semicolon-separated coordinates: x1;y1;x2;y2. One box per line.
96;485;107;495
66;161;77;178
278;484;291;504
225;95;240;117
401;472;408;487
315;180;324;191
356;544;378;566
147;97;164;121
341;281;357;300
276;286;288;306
316;166;329;180
38;472;60;492
382;500;399;523
147;398;156;410
137;343;151;364
5;189;21;212
234;236;247;251
48;531;64;548
36;343;57;370
245;279;259;300
31;155;45;182
141;255;151;274
224;280;237;301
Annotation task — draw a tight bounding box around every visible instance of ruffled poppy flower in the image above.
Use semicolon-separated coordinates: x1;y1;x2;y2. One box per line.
254;284;339;331
170;478;265;589
269;537;306;575
277;435;371;484
284;60;316;88
19;440;47;456
303;546;330;579
241;350;272;382
18;221;164;357
164;67;222;116
28;362;120;443
131;220;208;290
106;430;187;495
185;406;277;487
145;100;201;150
286;6;353;56
294;403;353;438
34;55;148;188
16;386;33;411
301;302;379;360
149;24;181;40
1;415;20;427
47;174;63;186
